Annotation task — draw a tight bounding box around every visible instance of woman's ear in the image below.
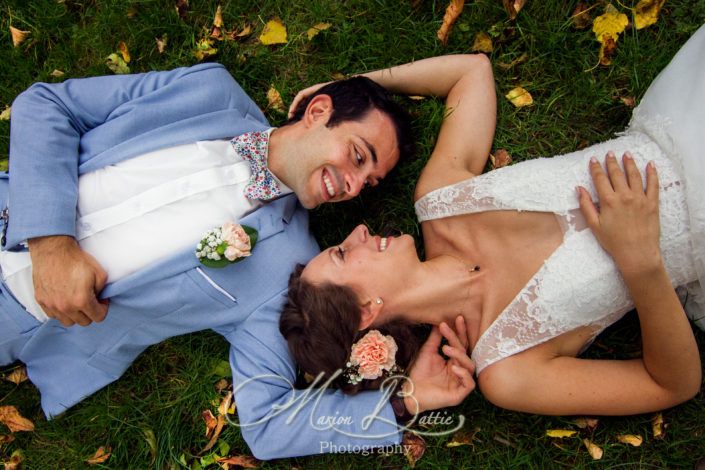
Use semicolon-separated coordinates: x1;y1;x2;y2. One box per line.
358;298;383;330
303;94;333;127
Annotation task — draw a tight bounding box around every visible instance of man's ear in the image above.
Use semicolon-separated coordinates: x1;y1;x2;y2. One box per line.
303;94;333;127
358;298;383;331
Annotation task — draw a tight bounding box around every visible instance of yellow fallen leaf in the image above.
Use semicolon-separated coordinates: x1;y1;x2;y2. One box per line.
571;2;593;29
259;18;287;45
142;428;157;463
50;69;65;77
0;106;10;121
490;148;512;169
0;406;34;432
213;5;224;27
267;86;286;114
307;22;331;41
118;41;130;63
217;391;234;416
437;0;464;46
546;429;577;438
616;434;643;446
573;417;599;429
217;455;260;468
85;446;111;465
472;32;493;53
331;72;345;81
9;26;30;47
403;432;426;467
503;0;527;20
652;412;665;440
5;367;28;385
583;439;604;460
446;427;480;447
592;5;628;66
193;38;217;61
634;0;665;30
505;86;533;107
156;35;167;54
228;24;253;40
106;53;130;74
3;450;23;470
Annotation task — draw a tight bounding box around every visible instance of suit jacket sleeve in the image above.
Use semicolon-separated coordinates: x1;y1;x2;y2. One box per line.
6;63;243;248
222;295;403;460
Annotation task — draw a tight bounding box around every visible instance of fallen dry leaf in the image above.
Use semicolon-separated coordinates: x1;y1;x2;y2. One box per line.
86;446;111;465
403;432;426;467
573;417;599;429
3;450;23;470
583;439;604;460
0;406;34;432
0;106;11;121
118;41;131;63
496;52;528;70
126;6;138;18
156;35;168;54
175;0;189;19
503;0;527;20
9;26;30;47
259;18;287;45
546;429;577;438
571;2;593;29
106;53;130;74
214;378;229;392
267;86;286;114
634;0;665;30
307;22;331;41
232;24;253;40
490;148;512;169
505;86;533;107
213;5;224;27
217;391;235;416
203;409;218;437
331;72;346;81
437;0;464;46
616;434;643;446
592;5;629;66
50;69;65;77
652;413;665;440
472;32;493;53
216;455;260;468
193;37;217;61
143;428;157;463
0;434;15;444
446;427;480;447
201;414;225;454
5;367;28;385
620;95;636;107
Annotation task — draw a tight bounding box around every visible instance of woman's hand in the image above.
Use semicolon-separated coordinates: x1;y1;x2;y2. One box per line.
403;316;476;414
577;151;662;275
287;81;332;118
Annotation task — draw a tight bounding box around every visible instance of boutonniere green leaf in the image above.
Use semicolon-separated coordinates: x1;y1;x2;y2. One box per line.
196;223;258;268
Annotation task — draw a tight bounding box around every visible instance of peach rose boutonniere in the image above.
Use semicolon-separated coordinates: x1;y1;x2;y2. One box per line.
196;222;258;268
345;330;399;385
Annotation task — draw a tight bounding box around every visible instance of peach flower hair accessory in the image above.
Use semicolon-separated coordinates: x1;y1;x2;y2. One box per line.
345;330;400;385
196;222;258;268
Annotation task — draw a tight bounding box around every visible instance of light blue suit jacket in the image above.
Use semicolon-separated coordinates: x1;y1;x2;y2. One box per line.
1;64;401;459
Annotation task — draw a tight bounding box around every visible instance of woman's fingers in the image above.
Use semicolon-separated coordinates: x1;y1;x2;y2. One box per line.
622;152;644;192
421;326;443;353
450;365;476;394
439;320;466;352
645;160;660;205
604;151;629;192
577;185;600;231
454;315;468;349
442;344;475;372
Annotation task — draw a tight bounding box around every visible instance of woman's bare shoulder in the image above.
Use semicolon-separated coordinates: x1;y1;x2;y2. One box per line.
414;158;477;202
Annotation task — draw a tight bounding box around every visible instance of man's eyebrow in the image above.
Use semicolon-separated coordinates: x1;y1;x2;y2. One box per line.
361;137;378;165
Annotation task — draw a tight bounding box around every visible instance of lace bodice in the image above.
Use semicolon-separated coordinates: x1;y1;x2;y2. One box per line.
415;131;697;373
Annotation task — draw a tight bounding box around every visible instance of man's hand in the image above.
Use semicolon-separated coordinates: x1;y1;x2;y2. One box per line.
403;316;476;415
28;235;109;327
287;81;332;119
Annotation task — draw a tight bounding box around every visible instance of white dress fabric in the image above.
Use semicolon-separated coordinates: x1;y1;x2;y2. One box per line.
415;25;705;374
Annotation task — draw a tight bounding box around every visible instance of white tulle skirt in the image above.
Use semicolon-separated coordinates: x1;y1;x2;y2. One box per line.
627;24;705;329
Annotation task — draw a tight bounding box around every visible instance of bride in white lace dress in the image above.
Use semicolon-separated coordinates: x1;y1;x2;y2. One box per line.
281;25;705;416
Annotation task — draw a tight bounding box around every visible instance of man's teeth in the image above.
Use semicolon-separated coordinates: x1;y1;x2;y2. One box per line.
380;237;387;251
323;174;335;197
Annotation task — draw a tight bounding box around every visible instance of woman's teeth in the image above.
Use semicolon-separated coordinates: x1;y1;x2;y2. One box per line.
323;174;335;197
380;237;387;251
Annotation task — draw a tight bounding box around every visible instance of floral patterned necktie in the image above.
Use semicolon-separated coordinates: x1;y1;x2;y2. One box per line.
231;129;282;201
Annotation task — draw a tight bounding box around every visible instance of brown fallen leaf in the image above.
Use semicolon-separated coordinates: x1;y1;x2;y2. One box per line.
214;378;230;392
86;446;111;465
50;69;65;78
634;0;665;30
620;96;636;107
505;87;533;107
203;409;218;437
213;5;224;27
0;105;11;121
3;450;23;470
259;18;287;45
503;0;527;20
217;391;235;416
0;434;15;444
156;35;168;54
403;432;426;467
216;455;260;468
307;22;332;41
10;26;30;47
200;414;225;454
5;367;28;385
175;0;189;20
496;52;528;71
437;0;464;46
490;149;512;169
118;41;130;63
446;427;480;447
616;434;643;446
598;35;618;66
652;412;665;440
193;37;217;61
0;406;35;432
546;429;577;438
583;439;604;460
571;2;593;29
267;86;286;114
228;24;253;40
573;417;599;429
472;32;493;53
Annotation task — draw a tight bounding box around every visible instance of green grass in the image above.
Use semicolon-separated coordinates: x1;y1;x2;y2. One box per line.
1;0;705;468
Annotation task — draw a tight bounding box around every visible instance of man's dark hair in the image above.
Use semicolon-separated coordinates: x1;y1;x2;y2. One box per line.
287;76;415;162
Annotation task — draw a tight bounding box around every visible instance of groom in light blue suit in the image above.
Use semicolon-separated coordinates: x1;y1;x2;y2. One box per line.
0;63;466;459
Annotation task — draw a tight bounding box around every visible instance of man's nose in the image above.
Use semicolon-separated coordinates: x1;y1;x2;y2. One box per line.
343;172;366;198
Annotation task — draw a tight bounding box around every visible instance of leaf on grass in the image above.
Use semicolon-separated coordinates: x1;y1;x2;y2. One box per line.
546;429;577;438
472;32;493;53
634;0;665;30
214;378;230;392
106;53;130;74
203;409;218;437
0;106;11;121
217;455;260;468
403;432;426;467
571;2;593;29
50;69;65;77
331;72;346;81
496;52;527;70
490;148;512;169
505;87;533;107
437;0;464;46
616;434;643;446
583;439;604;460
503;0;527;20
193;38;217;61
267;86;286;114
211;5;224;40
3;450;23;470
143;428;157;463
573;417;599;429
0;406;34;432
620;96;636;107
4;367;28;385
201;415;225;454
175;0;189;20
652;412;665;440
259;18;287;45
126;6;138;18
10;26;30;47
0;434;15;444
156;35;168;54
228;24;253;40
446;427;480;447
118;41;131;63
211;360;232;378
86;446;111;465
592;5;629;66
307;22;331;41
217;391;235;416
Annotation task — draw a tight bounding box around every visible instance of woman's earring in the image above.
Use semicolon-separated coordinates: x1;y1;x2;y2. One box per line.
375;298;383;305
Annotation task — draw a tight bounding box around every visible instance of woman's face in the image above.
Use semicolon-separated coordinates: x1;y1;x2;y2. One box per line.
302;224;418;300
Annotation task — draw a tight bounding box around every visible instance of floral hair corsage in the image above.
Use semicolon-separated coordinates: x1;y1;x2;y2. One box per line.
195;222;258;268
344;330;400;385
